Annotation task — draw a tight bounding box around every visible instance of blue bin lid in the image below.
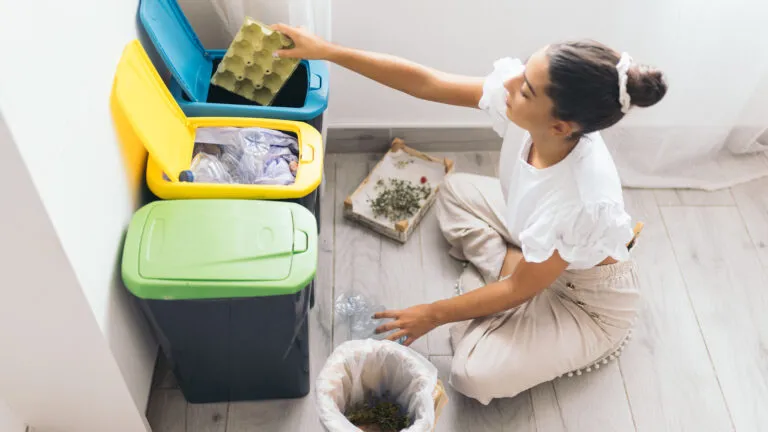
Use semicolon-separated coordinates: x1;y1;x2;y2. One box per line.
138;0;212;102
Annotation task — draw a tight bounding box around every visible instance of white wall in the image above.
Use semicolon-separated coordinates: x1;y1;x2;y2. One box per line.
181;0;332;53
326;0;768;128
0;399;25;432
0;0;156;420
0;113;148;432
178;0;232;48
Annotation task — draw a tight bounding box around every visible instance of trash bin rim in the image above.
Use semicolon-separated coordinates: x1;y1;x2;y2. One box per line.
145;117;323;200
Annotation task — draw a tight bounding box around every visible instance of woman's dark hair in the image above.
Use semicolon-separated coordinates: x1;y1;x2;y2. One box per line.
546;40;667;138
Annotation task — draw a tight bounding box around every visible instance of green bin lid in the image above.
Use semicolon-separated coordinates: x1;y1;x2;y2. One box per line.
122;200;317;300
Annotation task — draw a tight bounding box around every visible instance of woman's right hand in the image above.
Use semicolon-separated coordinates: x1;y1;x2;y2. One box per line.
272;23;335;60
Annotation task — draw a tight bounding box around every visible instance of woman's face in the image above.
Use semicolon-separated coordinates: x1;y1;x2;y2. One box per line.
503;47;569;137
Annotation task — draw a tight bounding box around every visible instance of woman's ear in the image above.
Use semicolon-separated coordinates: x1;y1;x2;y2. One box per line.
550;120;577;138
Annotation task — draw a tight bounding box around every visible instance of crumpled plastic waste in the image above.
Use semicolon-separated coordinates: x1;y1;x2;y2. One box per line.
179;127;299;185
185;152;233;184
334;292;407;344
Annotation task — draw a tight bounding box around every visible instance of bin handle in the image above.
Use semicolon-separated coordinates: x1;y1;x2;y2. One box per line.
300;144;315;163
309;73;323;91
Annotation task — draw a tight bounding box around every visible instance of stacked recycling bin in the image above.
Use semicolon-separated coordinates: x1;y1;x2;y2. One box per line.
138;0;329;221
113;0;329;404
122;199;317;403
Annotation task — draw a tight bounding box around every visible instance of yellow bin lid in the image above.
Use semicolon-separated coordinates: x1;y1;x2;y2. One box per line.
112;40;193;182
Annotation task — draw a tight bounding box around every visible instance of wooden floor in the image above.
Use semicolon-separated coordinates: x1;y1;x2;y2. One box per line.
147;152;768;432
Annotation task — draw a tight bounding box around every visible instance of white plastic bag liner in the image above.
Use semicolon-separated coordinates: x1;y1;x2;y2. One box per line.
316;339;439;432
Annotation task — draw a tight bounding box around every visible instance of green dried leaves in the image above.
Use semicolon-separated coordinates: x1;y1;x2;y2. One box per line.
345;394;411;431
369;178;431;222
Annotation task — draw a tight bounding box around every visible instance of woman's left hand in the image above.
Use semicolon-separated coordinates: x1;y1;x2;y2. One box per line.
374;304;441;347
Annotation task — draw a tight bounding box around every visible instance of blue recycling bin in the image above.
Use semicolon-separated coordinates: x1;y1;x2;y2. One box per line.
138;0;329;132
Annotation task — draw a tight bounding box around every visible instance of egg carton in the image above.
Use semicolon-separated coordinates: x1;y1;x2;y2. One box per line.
210;17;300;106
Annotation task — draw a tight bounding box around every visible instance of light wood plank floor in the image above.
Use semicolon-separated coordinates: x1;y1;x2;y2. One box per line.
147;152;768;432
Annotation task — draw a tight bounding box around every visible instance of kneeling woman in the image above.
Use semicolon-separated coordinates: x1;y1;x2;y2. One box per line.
274;25;667;404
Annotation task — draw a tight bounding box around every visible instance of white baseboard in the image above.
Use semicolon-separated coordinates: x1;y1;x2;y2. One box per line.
327;126;502;153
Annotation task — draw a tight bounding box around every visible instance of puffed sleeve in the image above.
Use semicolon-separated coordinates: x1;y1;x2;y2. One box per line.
478;58;524;137
519;201;634;269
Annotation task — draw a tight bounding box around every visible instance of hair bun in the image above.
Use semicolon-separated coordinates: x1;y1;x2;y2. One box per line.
627;65;667;108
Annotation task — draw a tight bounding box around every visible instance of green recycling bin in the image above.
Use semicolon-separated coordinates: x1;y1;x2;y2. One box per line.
122;199;317;403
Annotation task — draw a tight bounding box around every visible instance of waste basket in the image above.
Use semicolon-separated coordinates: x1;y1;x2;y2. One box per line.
122;199;317;403
316;340;448;431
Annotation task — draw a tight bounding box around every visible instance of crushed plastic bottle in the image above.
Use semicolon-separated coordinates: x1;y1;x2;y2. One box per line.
334;292;407;344
183;152;233;183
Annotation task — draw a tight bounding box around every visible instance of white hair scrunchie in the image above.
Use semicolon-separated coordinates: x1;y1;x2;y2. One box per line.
616;52;633;114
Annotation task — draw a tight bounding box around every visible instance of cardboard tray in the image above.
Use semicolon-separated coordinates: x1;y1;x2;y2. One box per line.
344;138;454;243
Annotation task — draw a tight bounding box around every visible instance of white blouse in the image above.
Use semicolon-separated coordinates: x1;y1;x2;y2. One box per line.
479;58;634;269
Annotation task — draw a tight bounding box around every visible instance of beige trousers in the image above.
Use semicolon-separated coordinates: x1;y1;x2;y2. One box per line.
435;173;641;405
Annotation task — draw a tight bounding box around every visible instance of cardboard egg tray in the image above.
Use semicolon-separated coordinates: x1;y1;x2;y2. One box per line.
211;17;300;105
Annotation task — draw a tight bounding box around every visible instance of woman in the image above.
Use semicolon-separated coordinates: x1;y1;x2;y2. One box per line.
275;24;667;404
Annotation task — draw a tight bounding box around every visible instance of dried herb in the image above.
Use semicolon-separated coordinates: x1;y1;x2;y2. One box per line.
345;394;410;432
394;159;414;169
369;178;431;222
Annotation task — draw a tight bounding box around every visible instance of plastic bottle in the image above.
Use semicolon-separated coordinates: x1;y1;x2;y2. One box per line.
183;153;233;183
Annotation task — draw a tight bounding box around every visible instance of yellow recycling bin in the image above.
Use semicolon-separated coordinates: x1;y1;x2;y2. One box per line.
110;40;323;206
